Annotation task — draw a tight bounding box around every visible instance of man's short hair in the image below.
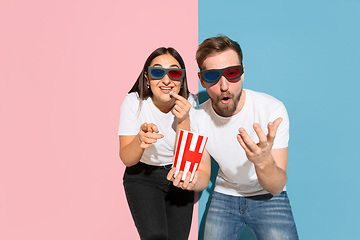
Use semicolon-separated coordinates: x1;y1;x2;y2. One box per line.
196;35;243;70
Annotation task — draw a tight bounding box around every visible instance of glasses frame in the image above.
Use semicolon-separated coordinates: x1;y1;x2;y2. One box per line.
200;65;244;84
148;66;185;81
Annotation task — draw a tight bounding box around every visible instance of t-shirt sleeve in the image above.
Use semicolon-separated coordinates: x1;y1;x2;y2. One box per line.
189;108;203;134
188;93;199;109
118;94;140;136
188;93;201;132
270;103;289;149
190;113;198;133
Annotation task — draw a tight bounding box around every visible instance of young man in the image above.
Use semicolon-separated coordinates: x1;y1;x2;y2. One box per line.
192;35;298;239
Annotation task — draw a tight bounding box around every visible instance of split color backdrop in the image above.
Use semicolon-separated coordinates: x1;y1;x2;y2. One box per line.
198;0;360;240
0;1;198;239
1;1;359;240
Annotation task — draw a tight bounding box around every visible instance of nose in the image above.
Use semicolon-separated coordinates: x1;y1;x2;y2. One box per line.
218;76;229;92
161;74;171;85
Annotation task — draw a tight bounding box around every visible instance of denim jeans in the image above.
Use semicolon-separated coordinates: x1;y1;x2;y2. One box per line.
123;162;194;240
204;191;298;240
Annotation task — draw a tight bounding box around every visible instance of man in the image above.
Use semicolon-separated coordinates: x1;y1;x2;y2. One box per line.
189;35;298;239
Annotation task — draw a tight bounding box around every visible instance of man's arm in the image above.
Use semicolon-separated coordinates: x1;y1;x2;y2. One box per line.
237;117;287;195
254;148;287;195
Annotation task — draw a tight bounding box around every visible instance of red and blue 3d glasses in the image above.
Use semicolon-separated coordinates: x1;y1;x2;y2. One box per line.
148;66;185;81
200;65;244;85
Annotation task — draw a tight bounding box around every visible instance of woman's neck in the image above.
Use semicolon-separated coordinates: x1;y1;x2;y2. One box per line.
151;96;175;113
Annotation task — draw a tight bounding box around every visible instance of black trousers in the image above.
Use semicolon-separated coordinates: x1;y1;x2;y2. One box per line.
123;162;194;240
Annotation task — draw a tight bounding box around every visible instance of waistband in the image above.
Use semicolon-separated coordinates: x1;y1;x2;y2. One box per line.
135;161;173;170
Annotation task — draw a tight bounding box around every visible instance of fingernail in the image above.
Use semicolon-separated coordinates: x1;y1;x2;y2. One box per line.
169;91;173;95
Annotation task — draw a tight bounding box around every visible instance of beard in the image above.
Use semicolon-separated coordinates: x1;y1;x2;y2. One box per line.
210;88;243;117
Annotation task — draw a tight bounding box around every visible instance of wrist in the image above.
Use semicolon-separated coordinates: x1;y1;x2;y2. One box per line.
177;115;189;125
137;133;143;146
254;155;276;170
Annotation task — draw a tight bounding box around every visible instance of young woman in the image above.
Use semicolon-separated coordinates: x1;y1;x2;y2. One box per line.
118;47;198;240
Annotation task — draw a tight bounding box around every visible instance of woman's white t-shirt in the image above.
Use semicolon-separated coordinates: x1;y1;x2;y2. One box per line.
118;92;198;166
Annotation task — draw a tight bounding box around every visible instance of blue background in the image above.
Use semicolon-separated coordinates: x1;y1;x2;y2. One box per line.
197;0;360;239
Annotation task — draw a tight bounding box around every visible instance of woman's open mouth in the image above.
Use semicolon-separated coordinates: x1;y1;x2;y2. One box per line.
160;86;173;94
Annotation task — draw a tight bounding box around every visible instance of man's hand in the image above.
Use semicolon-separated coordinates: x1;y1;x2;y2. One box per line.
138;122;163;149
237;117;283;167
170;91;191;124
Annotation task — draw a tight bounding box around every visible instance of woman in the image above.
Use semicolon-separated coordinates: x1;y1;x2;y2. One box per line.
118;47;198;240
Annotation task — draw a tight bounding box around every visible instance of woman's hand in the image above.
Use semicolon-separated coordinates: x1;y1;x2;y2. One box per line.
138;122;163;149
166;168;198;191
170;92;191;124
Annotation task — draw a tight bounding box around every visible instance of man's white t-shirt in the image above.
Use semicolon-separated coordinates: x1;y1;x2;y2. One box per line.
118;92;198;166
191;89;289;197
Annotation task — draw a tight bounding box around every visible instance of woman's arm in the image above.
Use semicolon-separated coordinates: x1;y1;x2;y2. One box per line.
166;92;212;191
119;122;163;167
170;91;192;143
167;150;211;192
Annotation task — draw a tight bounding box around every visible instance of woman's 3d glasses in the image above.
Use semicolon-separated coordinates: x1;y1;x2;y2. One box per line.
200;65;244;84
148;67;185;81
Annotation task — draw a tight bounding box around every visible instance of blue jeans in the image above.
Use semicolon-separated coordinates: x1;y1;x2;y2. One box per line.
123;162;194;240
204;191;298;240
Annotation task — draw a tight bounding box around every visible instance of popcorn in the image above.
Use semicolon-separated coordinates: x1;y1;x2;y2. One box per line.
173;129;208;181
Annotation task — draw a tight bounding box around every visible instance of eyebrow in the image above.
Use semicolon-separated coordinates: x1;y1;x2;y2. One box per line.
152;63;180;68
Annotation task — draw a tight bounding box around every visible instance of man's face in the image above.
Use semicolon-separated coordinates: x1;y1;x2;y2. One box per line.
199;49;245;117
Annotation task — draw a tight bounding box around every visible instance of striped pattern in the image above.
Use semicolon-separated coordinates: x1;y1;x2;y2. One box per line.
174;130;208;181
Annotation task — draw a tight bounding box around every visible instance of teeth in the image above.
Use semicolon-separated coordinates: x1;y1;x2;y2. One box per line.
160;87;172;90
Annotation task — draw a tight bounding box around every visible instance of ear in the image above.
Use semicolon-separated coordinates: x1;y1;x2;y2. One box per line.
241;65;245;82
144;71;150;85
198;72;207;88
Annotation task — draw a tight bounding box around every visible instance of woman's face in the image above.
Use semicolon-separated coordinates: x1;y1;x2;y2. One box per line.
146;53;183;111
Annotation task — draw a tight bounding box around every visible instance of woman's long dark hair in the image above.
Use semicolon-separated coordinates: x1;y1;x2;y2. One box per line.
129;47;190;101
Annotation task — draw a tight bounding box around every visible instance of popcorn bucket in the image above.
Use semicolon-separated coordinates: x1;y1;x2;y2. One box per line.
173;129;208;182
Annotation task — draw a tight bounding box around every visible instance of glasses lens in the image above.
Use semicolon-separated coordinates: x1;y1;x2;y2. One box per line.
168;70;183;79
204;71;220;82
150;68;165;78
224;67;241;80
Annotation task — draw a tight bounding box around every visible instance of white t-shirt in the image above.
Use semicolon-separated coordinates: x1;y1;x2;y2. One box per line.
191;89;289;197
118;92;198;166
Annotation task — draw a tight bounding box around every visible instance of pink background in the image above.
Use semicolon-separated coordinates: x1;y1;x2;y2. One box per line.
0;1;198;239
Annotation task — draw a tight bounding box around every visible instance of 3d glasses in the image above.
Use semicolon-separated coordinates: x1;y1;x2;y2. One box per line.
148;66;185;81
200;65;243;85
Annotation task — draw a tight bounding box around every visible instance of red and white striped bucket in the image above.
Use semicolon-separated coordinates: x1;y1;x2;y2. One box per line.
173;129;208;181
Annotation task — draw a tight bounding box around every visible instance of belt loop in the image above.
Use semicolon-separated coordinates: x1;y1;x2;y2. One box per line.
163;164;173;170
